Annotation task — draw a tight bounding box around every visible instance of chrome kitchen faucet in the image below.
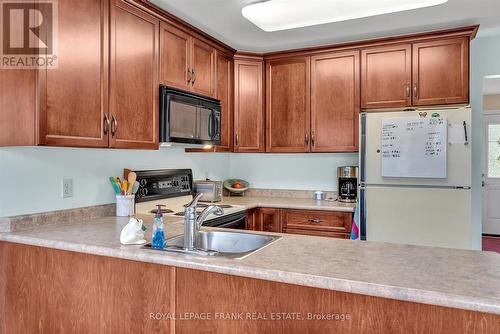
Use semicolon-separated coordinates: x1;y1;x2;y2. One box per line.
183;193;223;251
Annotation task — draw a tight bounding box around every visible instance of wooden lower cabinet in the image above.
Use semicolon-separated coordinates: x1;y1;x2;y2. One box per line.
1;242;499;333
284;228;351;239
175;268;499;334
282;209;353;239
247;208;282;232
0;242;175;333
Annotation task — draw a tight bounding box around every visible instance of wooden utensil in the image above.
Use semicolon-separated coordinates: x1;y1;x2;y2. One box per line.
127;172;137;195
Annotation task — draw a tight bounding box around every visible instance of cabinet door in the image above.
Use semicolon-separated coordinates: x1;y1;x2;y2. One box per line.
110;0;159;149
361;45;412;109
38;0;109;147
250;208;281;232
159;22;190;91
233;59;265;152
266;57;310;153
412;37;469;106
311;51;359;152
260;208;282;232
191;38;215;97
215;51;233;151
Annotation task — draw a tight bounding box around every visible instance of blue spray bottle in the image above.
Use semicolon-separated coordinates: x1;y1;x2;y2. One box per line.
152;204;165;249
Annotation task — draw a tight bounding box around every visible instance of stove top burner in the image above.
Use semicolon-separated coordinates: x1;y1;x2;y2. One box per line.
149;208;174;214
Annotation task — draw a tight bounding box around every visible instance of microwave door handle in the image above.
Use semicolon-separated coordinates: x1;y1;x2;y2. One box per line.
208;111;213;138
195;106;200;140
215;112;220;139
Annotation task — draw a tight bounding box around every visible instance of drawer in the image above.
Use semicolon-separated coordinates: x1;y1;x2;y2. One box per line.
284;228;350;239
282;209;352;233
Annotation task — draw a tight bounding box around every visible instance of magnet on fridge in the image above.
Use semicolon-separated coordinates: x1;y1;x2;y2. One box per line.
431;112;440;117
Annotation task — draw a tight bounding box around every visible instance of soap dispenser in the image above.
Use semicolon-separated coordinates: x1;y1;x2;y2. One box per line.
152;204;166;249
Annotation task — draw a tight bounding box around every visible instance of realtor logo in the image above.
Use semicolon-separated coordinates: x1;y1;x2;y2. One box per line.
0;0;58;69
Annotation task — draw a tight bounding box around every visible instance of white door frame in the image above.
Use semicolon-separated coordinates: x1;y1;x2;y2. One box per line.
482;110;500;236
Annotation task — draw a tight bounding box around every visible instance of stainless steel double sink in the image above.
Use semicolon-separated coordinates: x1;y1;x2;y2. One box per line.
144;230;281;259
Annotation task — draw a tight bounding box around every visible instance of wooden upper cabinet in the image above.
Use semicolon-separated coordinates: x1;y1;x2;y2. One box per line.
159;23;190;91
38;0;109;147
159;22;215;97
215;51;233;151
311;51;360;152
412;37;469;106
110;0;159;149
361;45;412;109
233;57;265;152
266;57;311;153
191;38;215;97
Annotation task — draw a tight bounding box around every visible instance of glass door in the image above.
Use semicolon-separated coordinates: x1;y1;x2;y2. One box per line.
483;113;500;235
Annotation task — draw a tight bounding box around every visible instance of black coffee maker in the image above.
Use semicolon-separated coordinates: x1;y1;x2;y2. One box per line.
337;166;358;203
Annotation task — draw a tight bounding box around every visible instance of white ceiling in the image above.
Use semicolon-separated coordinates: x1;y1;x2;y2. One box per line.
150;0;500;53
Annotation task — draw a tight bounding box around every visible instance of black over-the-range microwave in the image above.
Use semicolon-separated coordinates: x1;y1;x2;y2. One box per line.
159;85;221;145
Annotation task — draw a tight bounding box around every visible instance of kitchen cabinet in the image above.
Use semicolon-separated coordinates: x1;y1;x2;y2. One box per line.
266;57;310;153
109;0;159;149
159;23;191;91
4;242;497;333
37;0;109;148
247;208;282;232
361;45;412;109
191;38;215;96
282;209;352;239
361;36;469;109
311;50;359;152
412;37;469;106
233;55;265;152
0;242;175;333
215;51;234;151
159;23;215;97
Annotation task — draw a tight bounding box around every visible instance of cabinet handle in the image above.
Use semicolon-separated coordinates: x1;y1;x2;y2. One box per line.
187;68;192;84
305;133;309;145
307;219;322;224
192;70;196;85
235;134;239;146
406;84;410;98
311;131;315;146
413;83;418;98
111;115;118;137
103;113;110;135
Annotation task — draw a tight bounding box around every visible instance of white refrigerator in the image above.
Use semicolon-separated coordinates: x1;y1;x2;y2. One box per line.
359;107;472;249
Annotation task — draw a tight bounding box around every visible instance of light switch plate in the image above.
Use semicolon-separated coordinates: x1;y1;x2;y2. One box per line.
62;178;73;198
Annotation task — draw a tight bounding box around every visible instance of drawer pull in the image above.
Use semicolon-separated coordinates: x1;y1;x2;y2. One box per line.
307;219;322;224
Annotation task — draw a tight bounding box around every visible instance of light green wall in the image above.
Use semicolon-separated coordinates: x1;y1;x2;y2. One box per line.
0;146;230;217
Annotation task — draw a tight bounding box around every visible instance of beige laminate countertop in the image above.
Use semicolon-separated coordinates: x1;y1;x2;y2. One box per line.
1;210;499;315
218;195;356;212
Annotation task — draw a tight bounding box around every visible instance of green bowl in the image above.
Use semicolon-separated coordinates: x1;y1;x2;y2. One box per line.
223;179;250;194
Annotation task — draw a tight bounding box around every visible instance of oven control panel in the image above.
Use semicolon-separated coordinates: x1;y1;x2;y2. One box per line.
129;169;193;202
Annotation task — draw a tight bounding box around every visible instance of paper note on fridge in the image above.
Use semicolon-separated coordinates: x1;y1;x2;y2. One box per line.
381;117;447;178
448;123;466;144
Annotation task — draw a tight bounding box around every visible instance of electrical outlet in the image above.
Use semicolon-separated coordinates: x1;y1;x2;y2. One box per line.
62;178;73;198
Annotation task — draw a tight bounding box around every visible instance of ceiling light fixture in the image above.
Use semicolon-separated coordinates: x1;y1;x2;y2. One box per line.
242;0;448;32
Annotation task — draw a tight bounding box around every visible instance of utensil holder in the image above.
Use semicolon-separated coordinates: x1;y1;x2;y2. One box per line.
116;195;135;217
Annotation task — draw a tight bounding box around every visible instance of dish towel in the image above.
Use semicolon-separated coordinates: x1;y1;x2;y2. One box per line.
350;202;360;240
